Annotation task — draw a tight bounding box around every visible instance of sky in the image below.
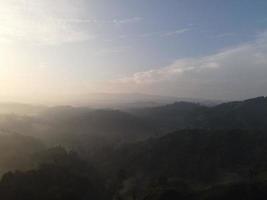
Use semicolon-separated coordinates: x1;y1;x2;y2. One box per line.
0;0;267;104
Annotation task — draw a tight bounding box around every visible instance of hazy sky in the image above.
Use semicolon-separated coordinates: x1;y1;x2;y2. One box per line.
1;0;267;103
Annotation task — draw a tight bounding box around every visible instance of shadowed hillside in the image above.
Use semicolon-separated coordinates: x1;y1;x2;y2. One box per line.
0;132;44;175
131;96;267;132
0;97;267;199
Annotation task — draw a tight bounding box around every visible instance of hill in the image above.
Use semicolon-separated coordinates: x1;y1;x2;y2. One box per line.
92;129;267;199
130;96;267;132
36;108;155;153
0;132;45;175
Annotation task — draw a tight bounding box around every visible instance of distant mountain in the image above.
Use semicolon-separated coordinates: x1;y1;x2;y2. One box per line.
0;103;46;116
34;108;155;153
1;97;267;199
0;96;266;151
0;96;266;148
63;92;222;108
205;96;267;129
130;96;267;132
129;102;207;132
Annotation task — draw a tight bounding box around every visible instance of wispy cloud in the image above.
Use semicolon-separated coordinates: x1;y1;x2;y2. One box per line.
93;46;131;56
103;31;267;100
0;0;94;45
161;28;191;37
117;28;191;41
141;27;191;39
215;32;236;38
112;17;143;25
63;17;143;25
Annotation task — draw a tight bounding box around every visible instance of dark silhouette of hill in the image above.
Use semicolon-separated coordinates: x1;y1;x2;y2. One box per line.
36;108;155;155
0;133;45;175
91;129;267;199
0;147;108;200
204;96;267;129
130;102;207;132
2;138;267;199
0;103;46;115
131;96;267;132
0;97;267;199
95;129;267;182
0;107;154;152
1;96;266;149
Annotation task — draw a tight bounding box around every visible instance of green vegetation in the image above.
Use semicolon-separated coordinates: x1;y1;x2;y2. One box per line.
0;97;267;199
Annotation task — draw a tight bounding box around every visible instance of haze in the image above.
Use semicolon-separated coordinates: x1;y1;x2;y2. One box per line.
2;2;267;199
1;0;267;105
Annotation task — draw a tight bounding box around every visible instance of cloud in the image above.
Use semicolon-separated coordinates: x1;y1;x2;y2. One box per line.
137;28;190;39
0;0;94;45
93;46;131;56
64;17;143;25
104;31;267;100
161;28;191;37
112;17;143;25
215;32;236;38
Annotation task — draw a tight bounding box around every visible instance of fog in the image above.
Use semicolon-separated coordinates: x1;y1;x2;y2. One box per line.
1;1;267;199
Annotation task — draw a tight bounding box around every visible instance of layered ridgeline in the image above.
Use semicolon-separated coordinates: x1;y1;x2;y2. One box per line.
0;96;267;146
92;129;267;200
0;96;266;162
96;129;267;183
0;107;155;155
0;97;266;199
130;96;267;132
1;130;267;199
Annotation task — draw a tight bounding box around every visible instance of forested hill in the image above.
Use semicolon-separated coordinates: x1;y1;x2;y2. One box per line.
98;129;267;181
0;97;267;199
0;133;45;175
2;129;267;200
131;96;267;132
92;129;267;200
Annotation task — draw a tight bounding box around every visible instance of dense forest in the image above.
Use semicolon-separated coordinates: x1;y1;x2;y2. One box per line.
1;97;267;199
